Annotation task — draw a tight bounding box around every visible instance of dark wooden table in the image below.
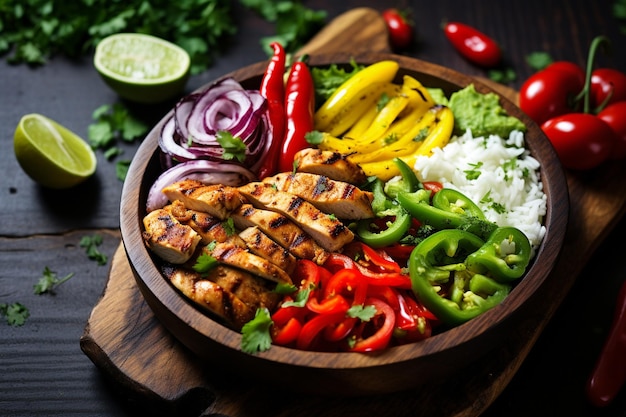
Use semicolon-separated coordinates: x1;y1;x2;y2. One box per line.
2;1;625;416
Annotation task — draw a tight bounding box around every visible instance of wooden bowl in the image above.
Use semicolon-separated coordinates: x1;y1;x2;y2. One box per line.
120;52;569;396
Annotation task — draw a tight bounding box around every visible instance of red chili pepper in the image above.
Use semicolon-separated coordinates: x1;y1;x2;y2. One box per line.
443;22;502;68
586;280;626;407
280;59;315;173
257;42;286;179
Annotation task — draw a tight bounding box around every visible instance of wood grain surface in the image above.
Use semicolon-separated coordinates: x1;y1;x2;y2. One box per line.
79;7;626;417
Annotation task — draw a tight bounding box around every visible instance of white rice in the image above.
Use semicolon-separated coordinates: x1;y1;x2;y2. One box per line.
413;129;547;253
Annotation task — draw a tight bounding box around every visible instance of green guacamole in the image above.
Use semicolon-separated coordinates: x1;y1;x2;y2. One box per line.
447;84;526;138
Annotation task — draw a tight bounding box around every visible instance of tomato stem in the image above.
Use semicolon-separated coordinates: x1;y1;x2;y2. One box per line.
579;36;611;114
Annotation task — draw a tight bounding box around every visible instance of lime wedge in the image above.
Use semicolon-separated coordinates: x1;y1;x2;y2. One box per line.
14;114;97;189
94;33;190;104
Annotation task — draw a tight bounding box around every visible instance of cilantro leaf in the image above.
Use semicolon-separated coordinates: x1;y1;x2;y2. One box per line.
79;234;108;265
116;160;130;182
526;51;553;71
464;162;484;180
1;0;237;74
88;103;148;151
240;307;273;354
281;286;312;308
222;218;236;236
347;304;377;321
34;266;75;295
0;302;30;327
304;131;324;145
216;131;247;162
274;282;298;295
242;0;327;55
193;252;219;275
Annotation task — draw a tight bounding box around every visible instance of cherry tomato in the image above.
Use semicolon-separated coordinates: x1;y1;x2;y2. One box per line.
541;113;616;170
544;61;585;86
591;68;626;108
597;101;626;159
443;22;502;68
382;9;414;51
519;66;585;126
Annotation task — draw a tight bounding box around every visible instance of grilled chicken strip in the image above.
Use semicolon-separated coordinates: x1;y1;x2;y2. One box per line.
142;208;201;264
204;238;293;285
262;172;374;220
293;148;368;185
161;179;245;219
165;200;246;247
161;265;256;329
231;204;329;264
239;226;297;275
238;182;354;252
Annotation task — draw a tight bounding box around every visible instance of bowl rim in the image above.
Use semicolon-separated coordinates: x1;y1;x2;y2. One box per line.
120;52;569;372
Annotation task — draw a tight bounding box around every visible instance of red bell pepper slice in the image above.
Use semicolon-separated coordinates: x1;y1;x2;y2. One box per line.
271;302;305;326
296;311;346;351
380;243;415;264
272;316;302;346
323;253;412;289
349;298;396;352
361;243;402;273
323;317;358;342
293;259;321;290
306;294;350;315
324;268;368;306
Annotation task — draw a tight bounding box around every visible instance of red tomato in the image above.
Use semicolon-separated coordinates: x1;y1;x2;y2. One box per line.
591;68;626;108
382;9;414;50
443;22;502;68
519;66;585;126
541;113;616;170
597;101;626;159
544;61;585;86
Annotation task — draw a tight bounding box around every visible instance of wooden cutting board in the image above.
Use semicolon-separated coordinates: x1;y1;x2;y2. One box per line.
80;7;626;417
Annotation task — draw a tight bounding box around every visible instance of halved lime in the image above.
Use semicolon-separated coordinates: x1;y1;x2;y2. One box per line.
14;114;97;189
94;33;191;104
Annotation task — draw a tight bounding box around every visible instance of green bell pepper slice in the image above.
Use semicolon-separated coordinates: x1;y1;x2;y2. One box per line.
466;226;532;282
384;157;421;199
357;159;419;248
408;229;511;326
432;188;485;219
356;206;411;248
398;188;497;240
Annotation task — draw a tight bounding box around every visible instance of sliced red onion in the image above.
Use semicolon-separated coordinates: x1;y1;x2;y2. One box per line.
147;77;274;211
175;78;245;145
158;116;199;162
146;159;256;212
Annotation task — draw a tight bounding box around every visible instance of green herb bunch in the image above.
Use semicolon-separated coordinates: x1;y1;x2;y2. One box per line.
0;0;236;74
